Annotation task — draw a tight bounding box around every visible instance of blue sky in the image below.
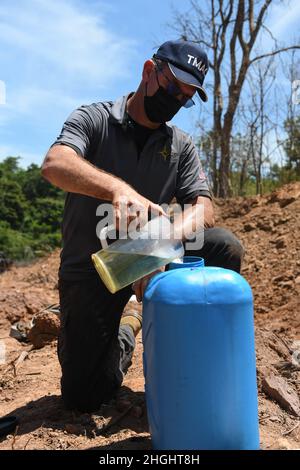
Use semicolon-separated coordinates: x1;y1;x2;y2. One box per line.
0;0;299;168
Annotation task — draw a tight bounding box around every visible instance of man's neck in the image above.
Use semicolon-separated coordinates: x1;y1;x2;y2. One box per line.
126;90;161;130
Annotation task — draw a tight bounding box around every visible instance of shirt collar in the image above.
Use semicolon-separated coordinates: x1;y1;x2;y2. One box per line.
108;93;173;138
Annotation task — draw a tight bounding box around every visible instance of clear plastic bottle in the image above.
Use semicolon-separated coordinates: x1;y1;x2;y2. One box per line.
92;216;184;293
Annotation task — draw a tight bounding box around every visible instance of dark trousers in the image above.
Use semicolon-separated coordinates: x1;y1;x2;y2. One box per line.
58;228;244;412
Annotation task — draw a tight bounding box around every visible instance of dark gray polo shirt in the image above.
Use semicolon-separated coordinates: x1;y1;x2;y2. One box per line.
51;94;211;280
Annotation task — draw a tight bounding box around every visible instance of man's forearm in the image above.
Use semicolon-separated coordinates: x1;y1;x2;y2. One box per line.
200;196;215;229
173;196;215;241
41;144;130;201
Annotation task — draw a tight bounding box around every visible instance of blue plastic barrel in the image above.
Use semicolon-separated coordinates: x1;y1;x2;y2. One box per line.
168;256;205;270
142;257;259;450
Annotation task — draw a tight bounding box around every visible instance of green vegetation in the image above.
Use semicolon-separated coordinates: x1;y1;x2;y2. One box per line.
284;116;300;178
0;157;64;261
229;167;300;198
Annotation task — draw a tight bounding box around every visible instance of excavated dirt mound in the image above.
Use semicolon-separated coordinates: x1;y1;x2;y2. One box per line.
0;182;299;450
215;182;300;337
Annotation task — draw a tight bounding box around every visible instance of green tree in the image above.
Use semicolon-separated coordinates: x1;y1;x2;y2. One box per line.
0;156;64;260
21;163;63;200
0;156;21;177
284;116;300;177
0;178;27;229
25;197;64;236
0;222;34;260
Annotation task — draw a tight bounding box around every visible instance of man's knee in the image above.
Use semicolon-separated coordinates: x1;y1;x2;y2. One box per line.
208;227;244;255
208;227;244;272
189;227;244;273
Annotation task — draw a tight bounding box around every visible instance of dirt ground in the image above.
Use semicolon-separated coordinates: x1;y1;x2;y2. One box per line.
0;182;299;450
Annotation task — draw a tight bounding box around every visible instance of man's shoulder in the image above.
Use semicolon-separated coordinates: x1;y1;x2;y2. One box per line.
75;100;113;121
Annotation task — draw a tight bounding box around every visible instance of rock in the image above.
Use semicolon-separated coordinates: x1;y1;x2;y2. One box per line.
275;238;287;249
55;438;69;450
27;311;60;349
32;311;60;335
27;331;57;349
272;273;293;284
280;281;294;290
267;334;291;360
268;415;281;423
48;431;60;438
279;197;297;208
257;220;274;232
274;438;294;450
268;184;300;207
256;306;269;314
262;374;300;417
244;222;256;232
274;217;291;226
253;261;264;272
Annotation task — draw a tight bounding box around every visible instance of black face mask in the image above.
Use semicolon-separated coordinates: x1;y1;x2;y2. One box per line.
144;80;182;124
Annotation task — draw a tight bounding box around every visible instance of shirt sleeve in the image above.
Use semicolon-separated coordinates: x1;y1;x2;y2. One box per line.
175;136;211;205
50;104;102;159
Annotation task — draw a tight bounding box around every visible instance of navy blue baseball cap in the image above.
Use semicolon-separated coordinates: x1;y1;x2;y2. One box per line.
153;40;209;102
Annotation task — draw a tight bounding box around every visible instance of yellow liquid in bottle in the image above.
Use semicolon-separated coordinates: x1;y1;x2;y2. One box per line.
92;250;170;293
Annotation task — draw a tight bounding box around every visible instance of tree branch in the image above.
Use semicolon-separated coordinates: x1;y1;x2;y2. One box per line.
250;46;300;65
238;0;247;53
248;0;254;34
230;0;244;87
248;0;272;50
217;0;233;68
261;23;278;44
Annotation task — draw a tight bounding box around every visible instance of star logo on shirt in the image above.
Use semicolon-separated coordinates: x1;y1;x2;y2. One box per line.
159;144;170;161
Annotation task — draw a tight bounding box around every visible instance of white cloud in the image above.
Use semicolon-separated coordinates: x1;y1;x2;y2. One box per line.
0;80;6;105
0;82;99;128
0;0;137;134
267;0;300;39
5;86;80;116
0;0;136;86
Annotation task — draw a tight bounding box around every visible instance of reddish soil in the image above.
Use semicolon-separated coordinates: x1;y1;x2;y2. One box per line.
0;182;299;450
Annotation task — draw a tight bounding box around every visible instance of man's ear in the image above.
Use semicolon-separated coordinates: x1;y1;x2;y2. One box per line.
142;59;155;83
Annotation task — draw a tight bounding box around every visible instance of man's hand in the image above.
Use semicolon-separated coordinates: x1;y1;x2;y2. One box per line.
132;266;165;302
112;188;166;232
